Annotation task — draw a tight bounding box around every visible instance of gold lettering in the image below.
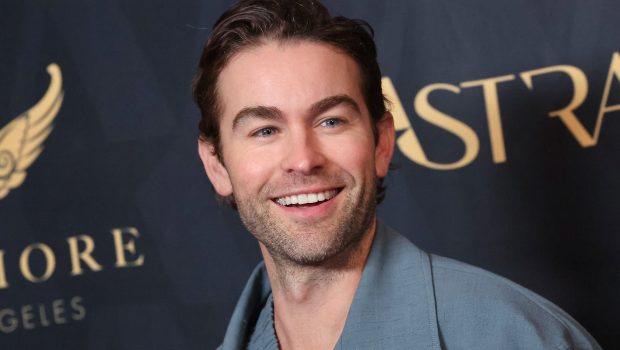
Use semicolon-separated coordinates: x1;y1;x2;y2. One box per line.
70;296;86;321
595;52;620;141
19;243;56;283
67;235;103;276
112;227;145;268
22;304;35;330
52;299;66;324
0;309;18;333
0;250;8;289
383;77;411;132
382;77;479;170
460;75;515;163
414;83;480;169
520;65;592;146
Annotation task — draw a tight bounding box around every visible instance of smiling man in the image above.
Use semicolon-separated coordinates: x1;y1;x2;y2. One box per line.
193;1;600;349
211;41;387;271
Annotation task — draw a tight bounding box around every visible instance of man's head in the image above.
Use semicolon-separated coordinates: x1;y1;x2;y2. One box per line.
193;0;390;206
194;0;394;266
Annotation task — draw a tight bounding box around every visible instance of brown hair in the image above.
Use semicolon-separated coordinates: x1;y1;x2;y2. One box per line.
193;0;388;205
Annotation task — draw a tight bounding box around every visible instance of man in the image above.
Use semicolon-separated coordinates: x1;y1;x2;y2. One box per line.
193;1;601;349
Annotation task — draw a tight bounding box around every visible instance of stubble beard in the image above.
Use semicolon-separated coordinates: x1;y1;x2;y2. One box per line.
235;174;377;268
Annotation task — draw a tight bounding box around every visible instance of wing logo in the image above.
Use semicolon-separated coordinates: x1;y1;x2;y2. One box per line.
0;64;63;200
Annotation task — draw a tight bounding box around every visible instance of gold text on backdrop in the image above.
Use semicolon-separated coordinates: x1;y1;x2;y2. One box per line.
0;227;144;289
386;51;620;170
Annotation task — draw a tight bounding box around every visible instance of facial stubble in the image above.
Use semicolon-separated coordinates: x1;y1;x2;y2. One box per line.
235;173;377;269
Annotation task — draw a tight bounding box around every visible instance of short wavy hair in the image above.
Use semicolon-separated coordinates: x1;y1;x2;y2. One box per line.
193;0;388;206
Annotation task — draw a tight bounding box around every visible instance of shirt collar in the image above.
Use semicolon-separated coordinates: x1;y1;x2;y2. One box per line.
220;222;441;349
335;222;441;349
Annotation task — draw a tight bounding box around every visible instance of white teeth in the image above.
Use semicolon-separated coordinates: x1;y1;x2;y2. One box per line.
298;194;308;204
275;190;338;207
307;193;317;203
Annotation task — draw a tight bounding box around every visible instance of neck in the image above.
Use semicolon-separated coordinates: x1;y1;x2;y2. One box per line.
260;219;377;350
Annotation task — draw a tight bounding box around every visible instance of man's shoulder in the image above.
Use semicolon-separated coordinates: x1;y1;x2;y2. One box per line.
426;253;600;349
429;253;559;310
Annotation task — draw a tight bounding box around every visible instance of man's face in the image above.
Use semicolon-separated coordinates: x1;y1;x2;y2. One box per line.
199;41;394;265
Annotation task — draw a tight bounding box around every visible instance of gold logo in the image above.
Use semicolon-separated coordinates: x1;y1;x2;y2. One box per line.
384;51;620;169
0;64;63;199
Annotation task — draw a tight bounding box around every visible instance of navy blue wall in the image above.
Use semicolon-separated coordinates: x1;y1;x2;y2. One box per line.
0;0;618;348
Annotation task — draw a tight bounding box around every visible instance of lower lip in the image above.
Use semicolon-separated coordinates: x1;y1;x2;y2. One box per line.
273;193;339;219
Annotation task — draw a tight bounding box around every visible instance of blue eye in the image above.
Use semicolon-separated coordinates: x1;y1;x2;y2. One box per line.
253;127;277;137
320;118;344;128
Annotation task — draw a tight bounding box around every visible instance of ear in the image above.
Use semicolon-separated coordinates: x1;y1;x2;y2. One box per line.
374;112;395;177
198;140;233;196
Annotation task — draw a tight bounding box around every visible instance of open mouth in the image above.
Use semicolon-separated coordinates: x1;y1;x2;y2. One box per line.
273;188;342;207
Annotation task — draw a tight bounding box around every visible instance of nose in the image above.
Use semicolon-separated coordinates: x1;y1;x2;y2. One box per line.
280;128;326;174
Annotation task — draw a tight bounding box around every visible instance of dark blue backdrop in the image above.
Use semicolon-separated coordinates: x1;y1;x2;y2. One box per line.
0;0;618;348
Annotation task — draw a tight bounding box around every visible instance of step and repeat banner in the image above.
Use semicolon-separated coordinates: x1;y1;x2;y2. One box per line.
1;0;618;348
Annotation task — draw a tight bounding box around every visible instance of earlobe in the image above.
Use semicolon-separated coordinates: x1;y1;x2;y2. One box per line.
197;140;233;196
375;112;395;177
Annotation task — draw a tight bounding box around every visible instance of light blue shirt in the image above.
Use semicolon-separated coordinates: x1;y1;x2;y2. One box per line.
218;223;601;349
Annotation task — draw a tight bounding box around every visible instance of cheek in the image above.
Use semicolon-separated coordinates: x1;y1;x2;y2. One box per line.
329;138;376;178
225;146;279;193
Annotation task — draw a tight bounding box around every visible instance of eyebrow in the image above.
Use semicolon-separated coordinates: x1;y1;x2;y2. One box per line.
232;106;283;130
231;94;361;130
308;94;361;116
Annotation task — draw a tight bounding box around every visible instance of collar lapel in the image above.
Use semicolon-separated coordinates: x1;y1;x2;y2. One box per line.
337;223;441;349
221;263;272;350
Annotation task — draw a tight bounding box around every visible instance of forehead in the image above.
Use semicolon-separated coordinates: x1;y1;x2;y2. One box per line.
216;40;367;123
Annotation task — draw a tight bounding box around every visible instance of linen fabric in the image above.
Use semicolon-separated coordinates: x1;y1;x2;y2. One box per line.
218;223;601;349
